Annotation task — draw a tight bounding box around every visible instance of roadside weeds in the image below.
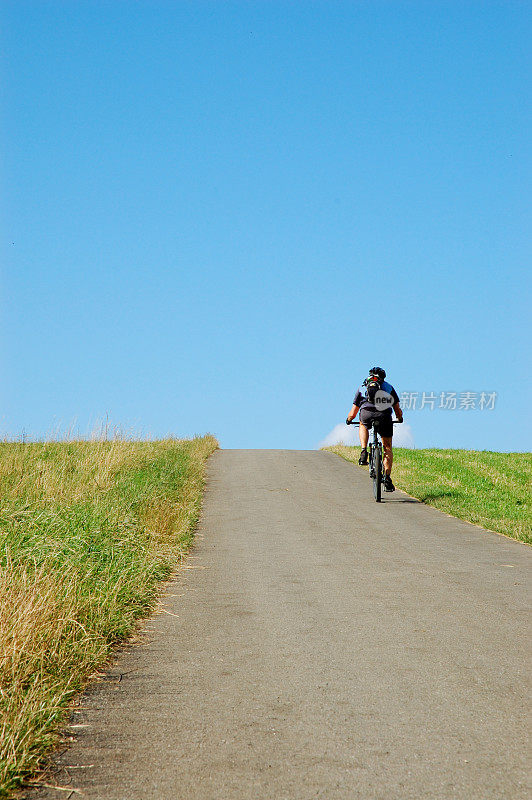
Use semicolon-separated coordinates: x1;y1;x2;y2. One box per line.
0;435;218;798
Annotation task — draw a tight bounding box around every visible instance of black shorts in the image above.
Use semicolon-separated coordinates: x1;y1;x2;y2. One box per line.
359;408;394;438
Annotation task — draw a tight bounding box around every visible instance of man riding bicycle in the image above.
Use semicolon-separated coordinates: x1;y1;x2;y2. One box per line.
346;367;403;492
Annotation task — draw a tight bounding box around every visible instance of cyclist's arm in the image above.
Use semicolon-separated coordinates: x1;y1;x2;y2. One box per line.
393;401;403;422
347;404;360;423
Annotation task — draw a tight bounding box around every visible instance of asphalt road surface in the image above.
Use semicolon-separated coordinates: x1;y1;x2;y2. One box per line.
32;450;531;800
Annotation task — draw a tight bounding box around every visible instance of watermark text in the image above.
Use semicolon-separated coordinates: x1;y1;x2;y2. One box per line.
399;391;497;411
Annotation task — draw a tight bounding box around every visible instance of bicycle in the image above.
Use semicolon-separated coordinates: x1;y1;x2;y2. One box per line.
347;418;403;502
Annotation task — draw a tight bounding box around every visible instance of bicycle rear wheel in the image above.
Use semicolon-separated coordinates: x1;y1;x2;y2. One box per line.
372;445;382;501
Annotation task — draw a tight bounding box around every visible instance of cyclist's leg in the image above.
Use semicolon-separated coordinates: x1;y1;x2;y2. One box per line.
359;409;375;449
382;436;393;475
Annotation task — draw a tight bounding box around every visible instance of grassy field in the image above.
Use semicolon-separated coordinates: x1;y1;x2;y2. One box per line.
325;446;531;544
0;435;217;798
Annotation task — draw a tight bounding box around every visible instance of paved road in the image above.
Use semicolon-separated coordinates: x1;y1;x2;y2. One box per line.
32;450;530;800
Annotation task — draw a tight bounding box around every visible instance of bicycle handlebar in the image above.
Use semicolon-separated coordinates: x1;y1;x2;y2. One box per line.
346;419;403;426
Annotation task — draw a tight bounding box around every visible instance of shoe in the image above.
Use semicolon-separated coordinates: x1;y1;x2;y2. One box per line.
358;449;368;466
384;475;395;492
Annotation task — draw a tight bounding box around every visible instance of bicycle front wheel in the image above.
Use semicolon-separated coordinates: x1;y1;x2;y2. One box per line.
373;445;382;502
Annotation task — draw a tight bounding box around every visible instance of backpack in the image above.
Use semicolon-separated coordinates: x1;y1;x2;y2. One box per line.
364;373;383;403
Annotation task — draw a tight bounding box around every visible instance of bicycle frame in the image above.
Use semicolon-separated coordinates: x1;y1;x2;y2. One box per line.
368;420;383;501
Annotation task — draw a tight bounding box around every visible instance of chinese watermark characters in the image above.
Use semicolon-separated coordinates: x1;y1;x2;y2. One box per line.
399;391;497;411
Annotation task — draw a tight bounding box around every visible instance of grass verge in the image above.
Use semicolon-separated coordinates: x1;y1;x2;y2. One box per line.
324;446;531;544
0;435;217;798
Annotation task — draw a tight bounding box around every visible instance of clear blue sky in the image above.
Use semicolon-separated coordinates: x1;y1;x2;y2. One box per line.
2;1;530;450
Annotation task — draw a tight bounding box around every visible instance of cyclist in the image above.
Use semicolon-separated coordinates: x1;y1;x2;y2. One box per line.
346;367;403;492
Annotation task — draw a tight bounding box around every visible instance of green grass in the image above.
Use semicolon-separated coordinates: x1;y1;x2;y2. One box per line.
0;435;218;798
324;446;531;544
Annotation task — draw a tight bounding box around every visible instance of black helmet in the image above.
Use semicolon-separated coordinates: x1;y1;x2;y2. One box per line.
369;366;386;381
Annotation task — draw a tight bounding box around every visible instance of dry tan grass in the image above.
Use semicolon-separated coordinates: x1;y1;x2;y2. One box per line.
0;435;217;797
0;567;105;782
1;439;157;505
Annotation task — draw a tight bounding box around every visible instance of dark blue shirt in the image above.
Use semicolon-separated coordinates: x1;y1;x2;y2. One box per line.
354;380;399;413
